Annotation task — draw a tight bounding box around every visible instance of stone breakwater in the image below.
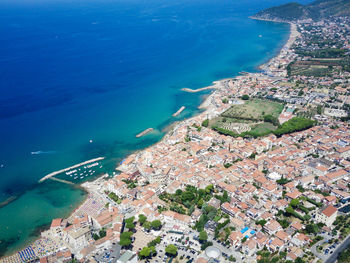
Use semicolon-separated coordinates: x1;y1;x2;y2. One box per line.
38;157;105;182
136;128;154;138
172;106;186;117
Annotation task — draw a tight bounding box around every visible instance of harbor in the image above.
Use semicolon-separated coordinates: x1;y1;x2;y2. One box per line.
38;157;105;183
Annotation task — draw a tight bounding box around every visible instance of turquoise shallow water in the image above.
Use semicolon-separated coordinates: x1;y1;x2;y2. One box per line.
0;0;311;256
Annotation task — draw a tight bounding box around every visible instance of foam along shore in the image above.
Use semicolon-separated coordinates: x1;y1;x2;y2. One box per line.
38;157;105;183
136;128;154;138
172;106;186;117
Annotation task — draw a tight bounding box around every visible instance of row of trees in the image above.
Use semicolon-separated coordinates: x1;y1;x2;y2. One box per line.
273;117;316;137
138;236;163;259
138;214;162;231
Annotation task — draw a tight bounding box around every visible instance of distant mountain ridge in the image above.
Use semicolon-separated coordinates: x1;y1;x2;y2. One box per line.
252;0;350;22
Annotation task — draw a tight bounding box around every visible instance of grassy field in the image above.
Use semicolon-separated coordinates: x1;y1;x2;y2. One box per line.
210;99;284;137
250;122;277;134
221;99;284;121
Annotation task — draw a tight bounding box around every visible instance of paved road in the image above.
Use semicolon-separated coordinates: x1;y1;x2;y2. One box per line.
310;233;332;262
325;234;350;263
311;240;327;261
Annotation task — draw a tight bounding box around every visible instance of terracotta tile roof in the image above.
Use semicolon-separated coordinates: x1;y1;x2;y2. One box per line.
322;206;337;217
51;218;62;228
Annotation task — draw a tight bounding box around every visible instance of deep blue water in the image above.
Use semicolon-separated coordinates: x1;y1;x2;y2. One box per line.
0;0;312;256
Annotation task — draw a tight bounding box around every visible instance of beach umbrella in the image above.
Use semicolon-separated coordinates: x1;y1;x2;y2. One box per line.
29;246;35;257
24;249;30;260
18;251;25;261
17;252;22;261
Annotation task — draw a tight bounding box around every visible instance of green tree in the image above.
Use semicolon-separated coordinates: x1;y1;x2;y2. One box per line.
165;244;178;256
138;214;147;225
229;255;236;262
99;228;106;238
197;198;204;208
202;119;209;127
120;231;133;247
119;237;132;247
286;206;295;214
125;216;135;225
151;220;162;230
148;236;161;247
126;222;135;230
150;246;156;256
199;230;208;242
295;257;305;263
241;94;249;100
139;247;151;258
144;221;151;231
120;231;132;239
290;198;300;208
205;184;214;193
256;219;267;227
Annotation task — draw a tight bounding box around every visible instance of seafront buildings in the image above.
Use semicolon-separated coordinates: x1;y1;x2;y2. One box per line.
1;16;350;263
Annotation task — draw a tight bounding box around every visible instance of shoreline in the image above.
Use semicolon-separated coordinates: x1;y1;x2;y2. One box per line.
1;183;88;258
0;17;297;260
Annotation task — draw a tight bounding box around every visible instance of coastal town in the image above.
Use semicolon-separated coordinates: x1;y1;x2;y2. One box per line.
2;14;350;263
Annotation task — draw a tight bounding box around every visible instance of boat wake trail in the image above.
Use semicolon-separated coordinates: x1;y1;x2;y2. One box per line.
30;151;57;155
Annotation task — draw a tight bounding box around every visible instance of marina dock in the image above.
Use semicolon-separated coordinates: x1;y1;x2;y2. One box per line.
136;128;154;138
172;106;185;117
39;157;105;183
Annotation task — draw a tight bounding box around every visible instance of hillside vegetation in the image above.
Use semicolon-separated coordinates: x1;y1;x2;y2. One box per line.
252;0;350;22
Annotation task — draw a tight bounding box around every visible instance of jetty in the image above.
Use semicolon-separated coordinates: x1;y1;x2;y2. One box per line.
181;86;215;93
172;106;185;117
39;157;105;183
49;177;75;185
136;128;154;138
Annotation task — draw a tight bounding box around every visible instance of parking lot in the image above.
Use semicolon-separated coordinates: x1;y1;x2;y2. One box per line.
147;232;201;263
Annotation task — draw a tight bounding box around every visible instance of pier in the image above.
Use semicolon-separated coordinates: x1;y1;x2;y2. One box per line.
172;106;186;117
136;128;154;138
39;157;105;183
49;177;75;185
181;86;215;93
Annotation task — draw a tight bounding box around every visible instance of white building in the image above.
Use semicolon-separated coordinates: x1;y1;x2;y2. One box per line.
315;205;337;227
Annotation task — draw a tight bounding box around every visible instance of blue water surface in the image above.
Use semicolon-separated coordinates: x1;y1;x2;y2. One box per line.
0;0;311;256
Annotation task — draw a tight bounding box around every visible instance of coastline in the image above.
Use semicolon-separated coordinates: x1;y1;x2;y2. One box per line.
0;17;296;260
0;184;88;259
258;21;299;72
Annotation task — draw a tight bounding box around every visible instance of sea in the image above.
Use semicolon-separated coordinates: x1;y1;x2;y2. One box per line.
0;0;312;256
